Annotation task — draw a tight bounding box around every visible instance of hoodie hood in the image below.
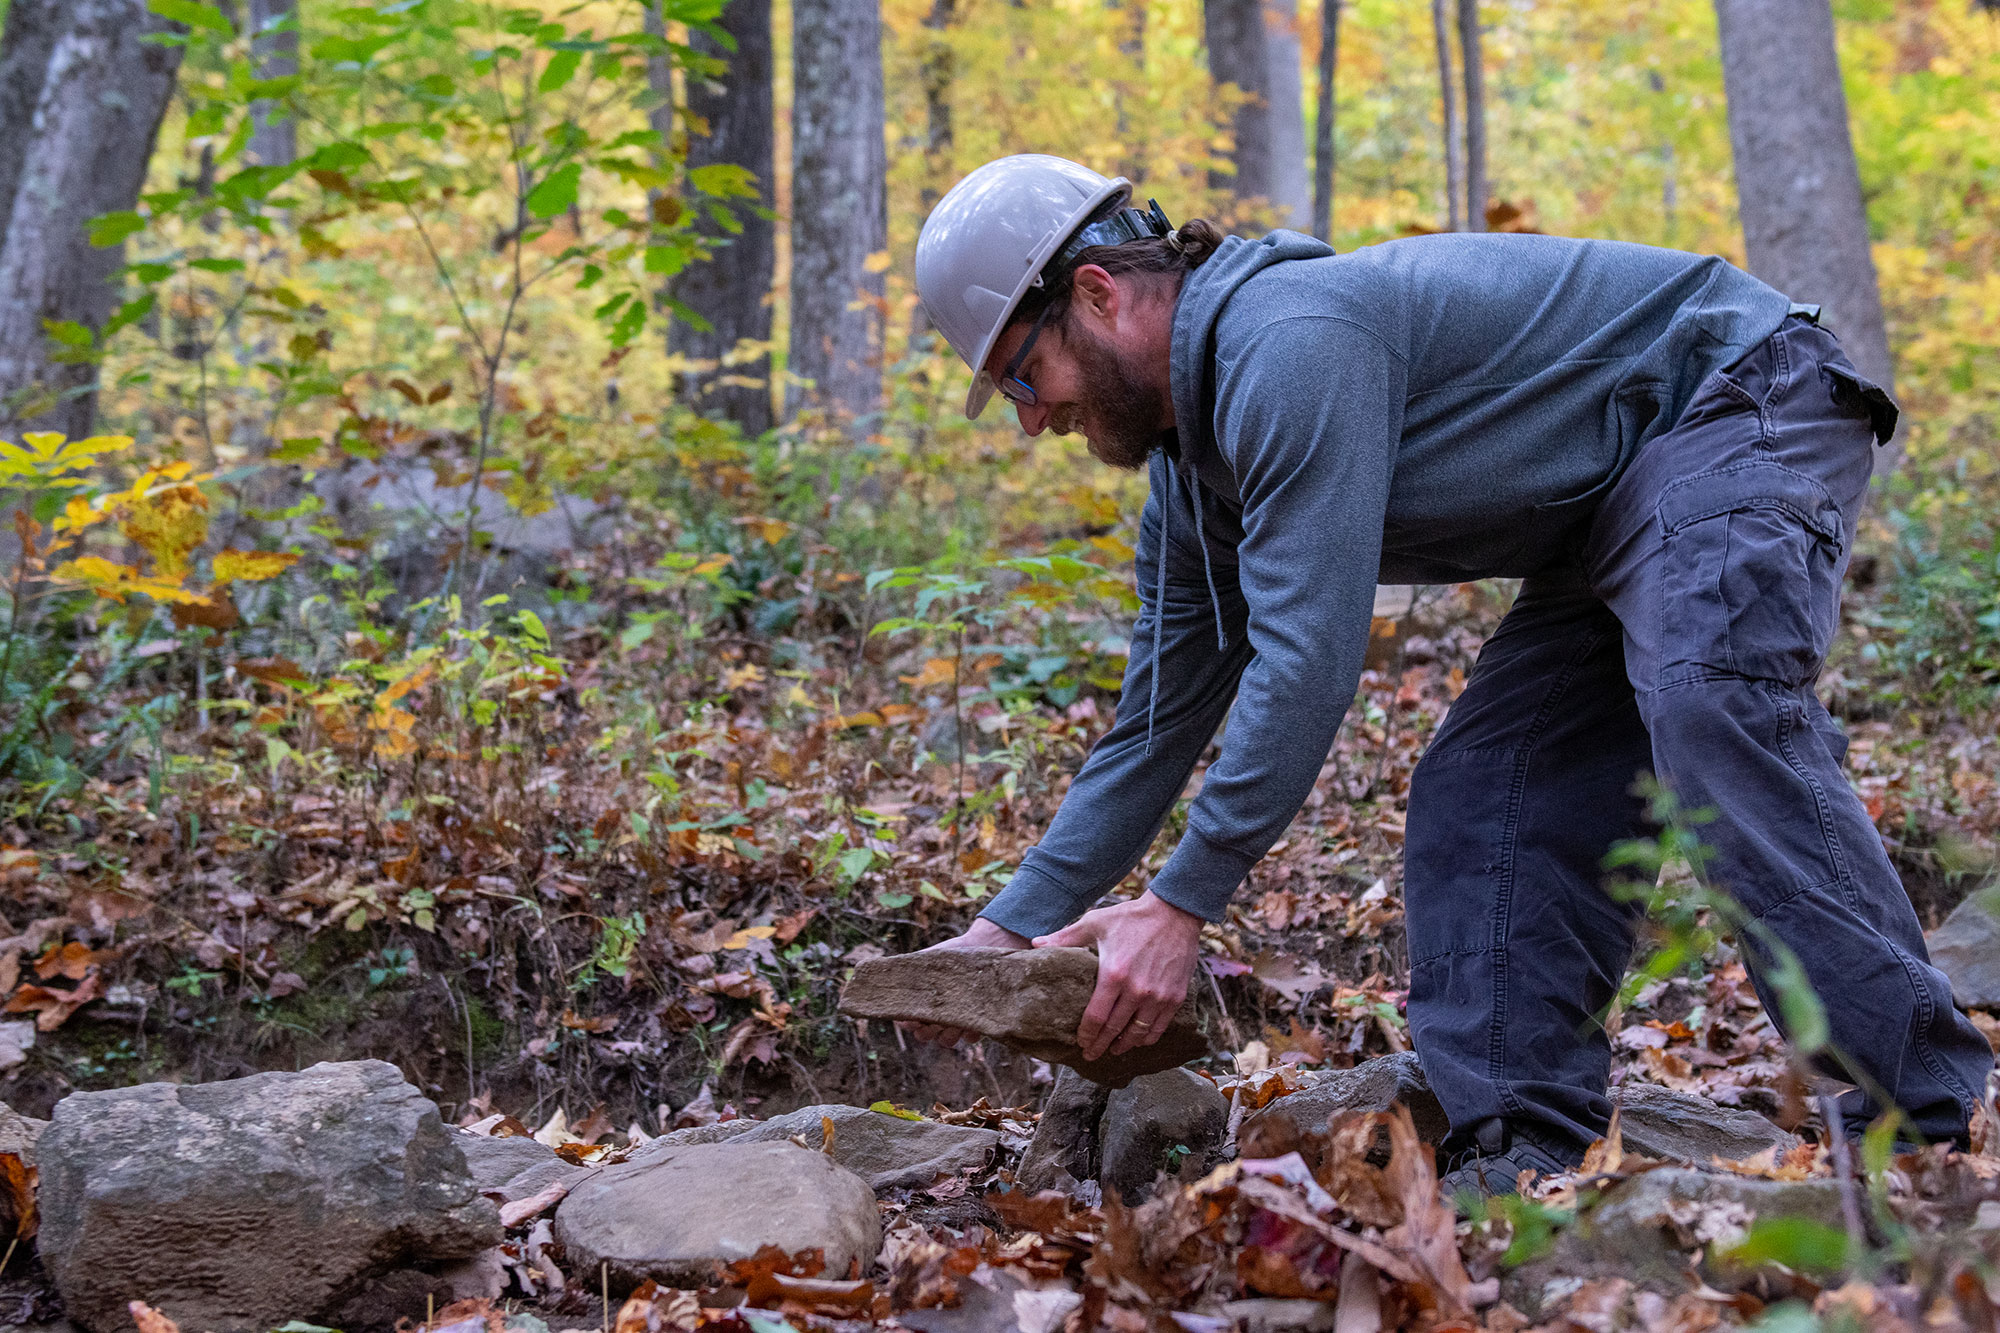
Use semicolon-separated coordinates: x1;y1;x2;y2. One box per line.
1169;230;1338;464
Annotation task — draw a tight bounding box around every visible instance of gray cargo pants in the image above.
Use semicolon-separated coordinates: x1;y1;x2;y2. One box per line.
1405;315;1992;1158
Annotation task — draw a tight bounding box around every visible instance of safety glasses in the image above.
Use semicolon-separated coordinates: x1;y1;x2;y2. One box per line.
993;302;1057;408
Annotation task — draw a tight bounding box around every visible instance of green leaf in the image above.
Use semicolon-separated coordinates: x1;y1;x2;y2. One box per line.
43;321;93;349
525;163;581;219
103;294;158;340
688;162;760;199
1720;1216;1850;1275
837;847;876;883
868;1100;926;1121
190;257;247;274
89;212;147;248
538;48;583;92
148;0;232;32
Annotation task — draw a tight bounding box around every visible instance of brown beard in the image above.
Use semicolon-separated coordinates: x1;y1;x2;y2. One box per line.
1052;320;1167;471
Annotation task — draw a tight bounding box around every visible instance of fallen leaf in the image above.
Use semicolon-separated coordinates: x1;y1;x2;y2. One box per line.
0;1151;36;1239
127;1303;179;1333
498;1180;569;1228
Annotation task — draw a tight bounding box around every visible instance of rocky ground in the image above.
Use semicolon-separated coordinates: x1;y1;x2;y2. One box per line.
2;946;1996;1333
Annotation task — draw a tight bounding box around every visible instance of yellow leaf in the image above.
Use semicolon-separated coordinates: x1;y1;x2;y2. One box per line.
51;556;209;605
378;662;436;708
721;663;764;691
213;548;299;583
722;926;778;950
692;556;729;575
835;711;884;728
757;519;790;544
897;657;958;689
53;497;108;533
862;250;893;273
118;479;209;581
868;1100;925;1121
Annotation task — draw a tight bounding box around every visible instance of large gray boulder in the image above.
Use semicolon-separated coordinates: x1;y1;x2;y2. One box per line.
641;1103;997;1192
450;1128;588;1203
552;1140;881;1290
1098;1068;1228;1203
1242;1052;1452;1145
1929;886;2000;1009
1612;1082;1798;1163
839;947;1209;1087
38;1060;502;1333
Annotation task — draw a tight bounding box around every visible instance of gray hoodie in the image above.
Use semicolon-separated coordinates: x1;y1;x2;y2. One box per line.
978;229;1794;940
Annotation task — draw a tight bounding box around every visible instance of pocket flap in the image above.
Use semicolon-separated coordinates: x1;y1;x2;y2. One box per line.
1656;459;1843;544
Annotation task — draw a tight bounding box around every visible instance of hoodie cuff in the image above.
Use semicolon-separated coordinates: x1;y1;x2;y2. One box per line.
1145;827;1257;923
978;862;1090;941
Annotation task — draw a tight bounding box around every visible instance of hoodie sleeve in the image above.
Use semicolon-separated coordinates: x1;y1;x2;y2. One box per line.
977;453;1255;940
1143;314;1403;924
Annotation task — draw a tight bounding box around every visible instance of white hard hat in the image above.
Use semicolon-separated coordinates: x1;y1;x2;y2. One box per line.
916;154;1136;419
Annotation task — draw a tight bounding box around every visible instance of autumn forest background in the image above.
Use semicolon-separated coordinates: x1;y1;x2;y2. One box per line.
0;0;1995;1195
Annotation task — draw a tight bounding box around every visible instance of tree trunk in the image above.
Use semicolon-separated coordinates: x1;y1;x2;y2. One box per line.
1456;0;1485;231
0;0;184;440
909;0;954;344
1311;0;1337;241
665;0;777;434
1206;0;1310;228
1715;0;1900;476
247;0;297;168
1430;0;1462;231
788;0;886;422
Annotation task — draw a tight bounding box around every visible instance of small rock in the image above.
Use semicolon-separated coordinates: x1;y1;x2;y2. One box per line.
450;1128;588;1203
1928;886;2000;1009
1613;1083;1797;1163
1098;1069;1228;1203
640;1103;999;1191
1016;1068;1110;1193
552;1140;881;1290
893;1265;1080;1333
1582;1167;1844;1286
37;1059;501;1333
1242;1051;1451;1145
839;947;1209;1087
1219;1298;1337;1331
435;1247;511;1302
0;1019;35;1074
0;1099;48;1166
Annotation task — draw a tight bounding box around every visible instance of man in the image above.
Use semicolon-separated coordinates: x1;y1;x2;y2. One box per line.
907;154;1991;1193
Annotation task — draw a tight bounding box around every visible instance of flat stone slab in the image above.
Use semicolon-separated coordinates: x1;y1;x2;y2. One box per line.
1243;1053;1794;1168
839;947;1210;1087
642;1102;998;1191
1242;1051;1452;1145
552;1140;881;1290
1929;886;2000;1009
1613;1082;1798;1164
450;1128;588;1203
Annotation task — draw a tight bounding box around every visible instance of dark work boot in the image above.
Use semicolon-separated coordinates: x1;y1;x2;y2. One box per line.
1438;1119;1577;1202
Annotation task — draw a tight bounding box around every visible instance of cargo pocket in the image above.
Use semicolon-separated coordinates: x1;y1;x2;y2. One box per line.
1821;360;1899;445
1655;460;1845;687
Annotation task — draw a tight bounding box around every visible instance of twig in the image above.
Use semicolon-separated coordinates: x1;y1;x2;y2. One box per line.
1820;1093;1868;1272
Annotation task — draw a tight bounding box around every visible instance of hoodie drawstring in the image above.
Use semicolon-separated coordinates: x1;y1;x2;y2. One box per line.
1143;455;1230;757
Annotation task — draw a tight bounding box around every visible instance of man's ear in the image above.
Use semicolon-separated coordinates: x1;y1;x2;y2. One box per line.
1068;264;1119;327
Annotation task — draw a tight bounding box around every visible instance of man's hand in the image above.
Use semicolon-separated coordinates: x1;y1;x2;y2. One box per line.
1034;891;1204;1061
904;917;1030;1048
